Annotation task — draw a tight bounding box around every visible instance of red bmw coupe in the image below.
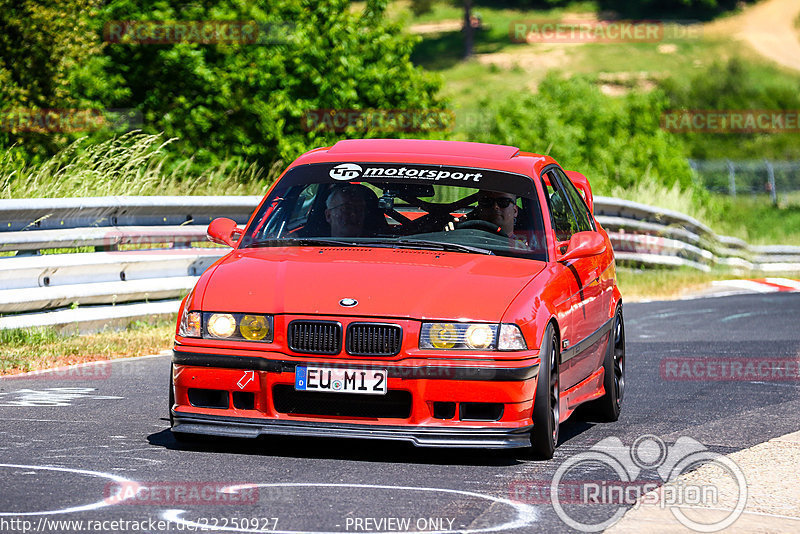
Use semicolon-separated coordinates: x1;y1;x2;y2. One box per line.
170;139;624;458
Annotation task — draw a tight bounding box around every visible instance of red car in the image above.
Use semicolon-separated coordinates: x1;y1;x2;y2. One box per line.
170;139;624;458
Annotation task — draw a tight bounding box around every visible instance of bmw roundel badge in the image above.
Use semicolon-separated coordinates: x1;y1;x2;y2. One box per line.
339;298;358;307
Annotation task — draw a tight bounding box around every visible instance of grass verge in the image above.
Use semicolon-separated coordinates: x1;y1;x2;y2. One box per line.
0;317;176;375
617;267;800;302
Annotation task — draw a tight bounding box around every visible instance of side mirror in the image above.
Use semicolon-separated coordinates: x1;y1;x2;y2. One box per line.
207;218;243;247
559;231;606;262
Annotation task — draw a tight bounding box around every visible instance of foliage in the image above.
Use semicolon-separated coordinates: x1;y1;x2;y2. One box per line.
661;58;800;160
99;0;444;168
464;73;697;196
0;0;444;176
0;0;117;161
0;132;274;198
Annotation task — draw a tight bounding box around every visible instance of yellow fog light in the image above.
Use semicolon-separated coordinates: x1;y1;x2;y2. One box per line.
465;324;494;349
429;323;458;349
240;314;270;341
207;313;236;338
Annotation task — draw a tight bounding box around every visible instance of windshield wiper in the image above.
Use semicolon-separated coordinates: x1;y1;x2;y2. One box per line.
394;239;493;255
249;238;365;248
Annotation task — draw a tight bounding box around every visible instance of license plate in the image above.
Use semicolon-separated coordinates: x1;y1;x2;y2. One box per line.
295;366;387;395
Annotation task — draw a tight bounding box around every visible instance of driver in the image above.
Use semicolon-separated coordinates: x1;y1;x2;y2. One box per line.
474;190;518;236
325;184;373;237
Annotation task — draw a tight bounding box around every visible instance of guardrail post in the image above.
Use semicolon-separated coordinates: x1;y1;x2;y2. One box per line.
726;160;736;197
765;159;777;206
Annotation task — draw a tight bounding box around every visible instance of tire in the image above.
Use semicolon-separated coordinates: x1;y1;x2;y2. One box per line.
531;323;560;459
585;306;625;422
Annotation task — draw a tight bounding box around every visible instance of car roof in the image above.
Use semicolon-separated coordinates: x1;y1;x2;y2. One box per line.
288;139;559;178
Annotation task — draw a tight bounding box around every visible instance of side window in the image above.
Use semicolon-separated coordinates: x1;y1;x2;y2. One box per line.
554;168;594;232
541;171;579;242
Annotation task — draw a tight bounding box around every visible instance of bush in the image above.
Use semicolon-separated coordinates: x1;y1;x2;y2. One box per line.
661;58;800;160
464;73;696;196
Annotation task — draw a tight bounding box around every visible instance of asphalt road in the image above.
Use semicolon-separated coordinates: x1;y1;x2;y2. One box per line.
1;293;799;534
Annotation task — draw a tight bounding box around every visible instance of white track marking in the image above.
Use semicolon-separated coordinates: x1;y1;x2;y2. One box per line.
0;464;139;516
710;280;779;293
164;482;538;534
0;387;122;407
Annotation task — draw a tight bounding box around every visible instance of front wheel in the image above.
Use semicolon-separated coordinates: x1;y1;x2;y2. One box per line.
531;323;560;459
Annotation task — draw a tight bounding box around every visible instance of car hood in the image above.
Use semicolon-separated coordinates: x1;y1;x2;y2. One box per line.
200;247;545;322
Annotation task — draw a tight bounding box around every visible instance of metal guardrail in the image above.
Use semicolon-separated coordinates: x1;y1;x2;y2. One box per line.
593;196;800;273
0;196;260;332
0;195;798;332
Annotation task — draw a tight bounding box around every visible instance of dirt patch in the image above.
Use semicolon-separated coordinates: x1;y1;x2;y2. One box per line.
705;0;800;72
596;71;663;95
409;20;462;34
475;46;572;72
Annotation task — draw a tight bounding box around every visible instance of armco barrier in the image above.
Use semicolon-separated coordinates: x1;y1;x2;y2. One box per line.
0;196;261;332
0;195;798;332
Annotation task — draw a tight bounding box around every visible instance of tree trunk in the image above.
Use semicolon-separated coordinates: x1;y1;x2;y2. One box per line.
463;0;473;59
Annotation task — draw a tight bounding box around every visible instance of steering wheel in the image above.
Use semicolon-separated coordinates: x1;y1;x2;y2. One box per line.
456;219;509;237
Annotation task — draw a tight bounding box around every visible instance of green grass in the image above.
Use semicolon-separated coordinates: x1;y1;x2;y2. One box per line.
617;267;800;302
0;132;278;199
707;194;800;245
607;177;800;245
0;318;176;375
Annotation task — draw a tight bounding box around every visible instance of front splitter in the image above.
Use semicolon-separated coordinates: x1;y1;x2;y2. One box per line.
171;411;533;449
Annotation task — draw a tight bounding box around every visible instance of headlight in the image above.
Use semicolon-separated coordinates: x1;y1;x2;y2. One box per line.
420;322;527;351
207;313;236;338
202;312;273;343
465;324;494;349
421;323;498;350
240;314;270;341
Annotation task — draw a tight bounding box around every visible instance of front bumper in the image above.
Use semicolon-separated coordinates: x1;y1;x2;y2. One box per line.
171;412;533;448
171;349;539;449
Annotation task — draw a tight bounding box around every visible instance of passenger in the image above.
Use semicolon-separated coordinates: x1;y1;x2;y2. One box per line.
325;184;378;237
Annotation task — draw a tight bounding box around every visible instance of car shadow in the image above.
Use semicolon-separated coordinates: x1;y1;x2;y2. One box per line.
148;416;598;466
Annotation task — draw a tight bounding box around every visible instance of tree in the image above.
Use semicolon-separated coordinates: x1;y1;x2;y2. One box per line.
100;0;445;167
0;0;115;161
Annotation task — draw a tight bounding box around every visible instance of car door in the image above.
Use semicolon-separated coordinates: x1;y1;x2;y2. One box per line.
542;167;604;390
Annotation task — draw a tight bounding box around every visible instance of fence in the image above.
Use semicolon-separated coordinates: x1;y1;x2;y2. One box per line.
689;159;800;204
0;195;798;332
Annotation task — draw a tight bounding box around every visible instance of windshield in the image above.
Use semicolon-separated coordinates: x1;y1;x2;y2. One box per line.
240;162;547;260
